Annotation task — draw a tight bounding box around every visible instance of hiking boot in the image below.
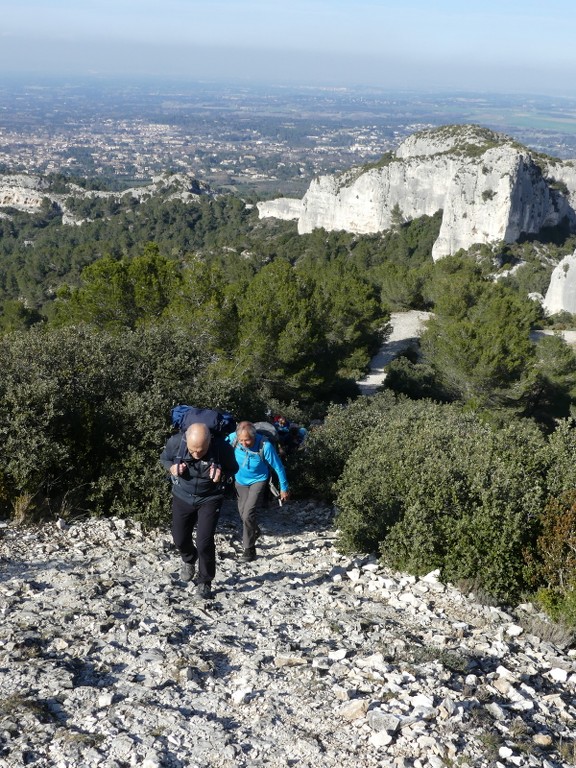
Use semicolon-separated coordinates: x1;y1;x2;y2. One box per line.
242;547;257;562
255;526;262;541
179;562;195;582
195;582;213;600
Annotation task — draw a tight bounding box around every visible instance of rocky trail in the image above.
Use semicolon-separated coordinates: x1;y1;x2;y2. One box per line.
1;499;575;768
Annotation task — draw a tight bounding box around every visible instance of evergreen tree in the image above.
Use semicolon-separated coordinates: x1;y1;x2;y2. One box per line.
231;259;325;400
421;276;538;407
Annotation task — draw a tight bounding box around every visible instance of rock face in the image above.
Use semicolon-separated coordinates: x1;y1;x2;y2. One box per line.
0;172;213;221
543;250;576;315
258;125;576;260
1;501;575;767
0;174;51;212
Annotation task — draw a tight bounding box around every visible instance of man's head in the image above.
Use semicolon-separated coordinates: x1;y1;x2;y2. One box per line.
185;423;211;459
236;420;256;449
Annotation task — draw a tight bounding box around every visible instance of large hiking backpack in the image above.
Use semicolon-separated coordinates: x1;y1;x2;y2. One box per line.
170;405;236;437
252;421;280;452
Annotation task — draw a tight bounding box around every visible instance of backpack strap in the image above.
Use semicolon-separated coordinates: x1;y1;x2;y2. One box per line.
174;434;187;475
255;433;268;462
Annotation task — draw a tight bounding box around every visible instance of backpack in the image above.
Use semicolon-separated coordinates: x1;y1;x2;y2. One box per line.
170;405;236;437
232;421;278;459
252;421;280;454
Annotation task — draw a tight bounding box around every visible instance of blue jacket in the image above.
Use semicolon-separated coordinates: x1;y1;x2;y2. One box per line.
226;433;289;491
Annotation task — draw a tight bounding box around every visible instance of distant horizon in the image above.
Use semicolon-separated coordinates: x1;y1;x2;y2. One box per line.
2;1;576;98
3;70;576;104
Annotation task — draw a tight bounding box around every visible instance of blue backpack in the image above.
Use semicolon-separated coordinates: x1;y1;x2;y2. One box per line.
170;405;237;437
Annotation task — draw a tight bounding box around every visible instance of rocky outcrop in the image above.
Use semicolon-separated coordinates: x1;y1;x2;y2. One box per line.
543;250;576;315
258;125;576;260
0;173;51;212
0;172;213;222
257;197;303;221
1;502;575;767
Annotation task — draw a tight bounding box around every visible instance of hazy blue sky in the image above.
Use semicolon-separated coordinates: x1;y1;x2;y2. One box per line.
2;0;575;94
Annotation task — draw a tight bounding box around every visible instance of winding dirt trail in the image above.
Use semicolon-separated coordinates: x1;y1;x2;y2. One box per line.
357;310;431;395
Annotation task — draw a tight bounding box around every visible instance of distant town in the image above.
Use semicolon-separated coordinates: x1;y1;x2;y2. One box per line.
1;75;576;197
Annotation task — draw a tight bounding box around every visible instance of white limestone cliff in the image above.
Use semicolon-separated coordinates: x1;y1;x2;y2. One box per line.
0;171;213;222
257;197;303;221
257;125;576;260
543;250;576;315
0;173;50;212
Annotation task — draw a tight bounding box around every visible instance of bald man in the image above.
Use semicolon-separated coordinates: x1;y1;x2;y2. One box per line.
160;422;238;599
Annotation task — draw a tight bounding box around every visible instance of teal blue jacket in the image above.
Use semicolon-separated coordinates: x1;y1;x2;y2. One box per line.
226;433;289;491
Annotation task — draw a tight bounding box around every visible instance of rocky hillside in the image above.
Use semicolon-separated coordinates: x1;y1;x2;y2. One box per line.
1;500;575;768
0;172;213;224
258;125;576;260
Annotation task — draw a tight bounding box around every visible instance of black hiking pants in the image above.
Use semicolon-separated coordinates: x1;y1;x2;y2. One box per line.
171;495;221;584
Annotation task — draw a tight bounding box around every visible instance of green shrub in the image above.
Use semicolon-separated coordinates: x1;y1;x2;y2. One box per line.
533;489;576;594
533;587;576;629
0;322;256;525
334;401;548;602
384;355;451;402
542;419;576;497
289;390;398;500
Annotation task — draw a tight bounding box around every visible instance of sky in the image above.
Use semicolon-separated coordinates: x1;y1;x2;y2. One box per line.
1;0;576;95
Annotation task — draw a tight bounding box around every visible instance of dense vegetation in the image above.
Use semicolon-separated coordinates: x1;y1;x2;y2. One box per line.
292;394;576;622
3;177;576;630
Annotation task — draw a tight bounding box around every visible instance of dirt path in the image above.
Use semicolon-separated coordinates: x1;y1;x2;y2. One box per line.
531;328;576;345
357;310;431;395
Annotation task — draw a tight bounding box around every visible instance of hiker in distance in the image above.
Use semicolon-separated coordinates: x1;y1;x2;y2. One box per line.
160;422;238;599
227;420;289;562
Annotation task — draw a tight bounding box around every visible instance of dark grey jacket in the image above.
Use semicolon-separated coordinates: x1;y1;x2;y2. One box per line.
160;434;238;505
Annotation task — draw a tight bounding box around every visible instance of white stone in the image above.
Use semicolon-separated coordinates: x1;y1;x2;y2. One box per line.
409;694;434;709
142;755;162;768
274;654;307;667
533;733;553;747
231;687;252;705
548;667;568;683
398;591;421;606
486;702;507;721
370;730;394;747
97;692;114;708
339;699;370;720
355;652;388;671
347;568;362;582
420;569;441;584
496;665;516;680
